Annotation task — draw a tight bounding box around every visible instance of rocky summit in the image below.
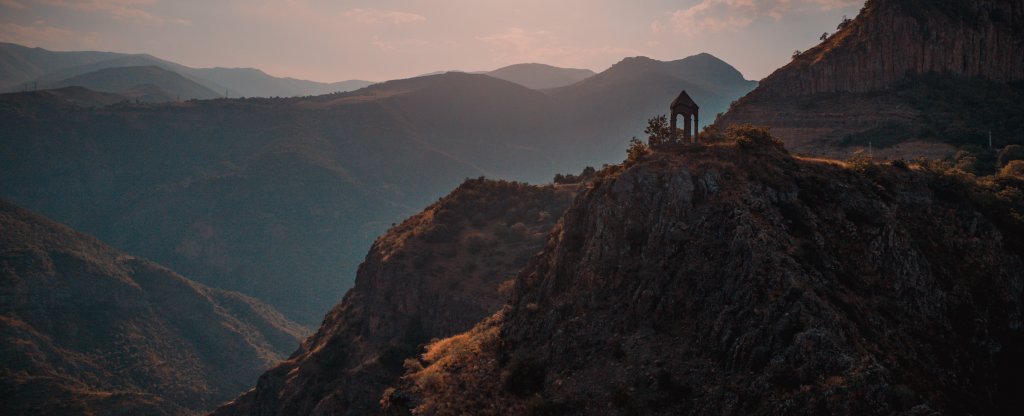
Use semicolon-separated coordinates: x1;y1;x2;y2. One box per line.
212;178;577;415
383;131;1024;415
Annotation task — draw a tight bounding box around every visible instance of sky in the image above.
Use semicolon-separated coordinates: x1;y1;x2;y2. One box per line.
0;0;866;82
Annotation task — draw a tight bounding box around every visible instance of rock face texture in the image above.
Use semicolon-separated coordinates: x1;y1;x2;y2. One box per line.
385;140;1024;415
0;200;307;415
716;0;1024;157
211;179;576;416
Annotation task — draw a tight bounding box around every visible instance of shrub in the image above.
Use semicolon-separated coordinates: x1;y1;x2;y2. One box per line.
848;151;881;177
503;355;546;396
999;160;1024;178
465;235;487;254
625;137;649;166
998;144;1024;167
729;124;784;151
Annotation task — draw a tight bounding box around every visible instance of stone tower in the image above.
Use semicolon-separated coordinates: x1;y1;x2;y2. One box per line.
670;90;699;143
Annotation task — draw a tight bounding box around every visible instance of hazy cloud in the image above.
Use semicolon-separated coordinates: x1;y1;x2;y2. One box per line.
34;0;190;25
0;0;27;9
0;21;98;48
478;27;638;67
371;35;429;52
661;0;860;35
342;8;426;24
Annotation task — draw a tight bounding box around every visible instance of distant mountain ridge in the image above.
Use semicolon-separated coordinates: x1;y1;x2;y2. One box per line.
49;65;219;101
0;42;373;98
0;53;756;326
485;63;595;89
0;200;307;415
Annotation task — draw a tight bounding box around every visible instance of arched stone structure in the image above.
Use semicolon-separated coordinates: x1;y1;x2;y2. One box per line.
670;90;699;143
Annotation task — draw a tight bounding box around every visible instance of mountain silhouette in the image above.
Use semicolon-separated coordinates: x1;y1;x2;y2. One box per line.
0;54;755;325
49;66;219;100
0;42;371;98
485;63;595;89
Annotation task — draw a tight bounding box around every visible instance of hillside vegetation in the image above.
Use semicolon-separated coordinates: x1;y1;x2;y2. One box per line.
212;179;577;415
0;201;307;415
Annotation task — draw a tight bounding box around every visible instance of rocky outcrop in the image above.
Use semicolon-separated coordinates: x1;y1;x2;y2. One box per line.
0;200;307;415
211;179;576;415
386;137;1024;415
716;0;1024;158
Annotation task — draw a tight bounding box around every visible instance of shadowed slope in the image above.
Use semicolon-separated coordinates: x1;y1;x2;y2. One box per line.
0;200;307;415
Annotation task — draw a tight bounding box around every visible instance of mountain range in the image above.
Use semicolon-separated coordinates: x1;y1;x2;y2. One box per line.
0;200;307;415
3;0;1024;414
213;1;1024;414
0;52;756;325
49;65;220;101
0;42;374;98
485;63;596;89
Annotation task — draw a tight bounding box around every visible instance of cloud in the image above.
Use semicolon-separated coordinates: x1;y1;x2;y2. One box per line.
371;35;429;52
0;21;99;49
660;0;861;36
342;8;426;24
0;0;26;9
477;27;639;67
34;0;190;25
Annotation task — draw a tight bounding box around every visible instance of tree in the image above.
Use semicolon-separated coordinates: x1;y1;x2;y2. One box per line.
644;115;673;146
837;15;852;31
792;50;802;59
626;137;649;165
820;32;829;41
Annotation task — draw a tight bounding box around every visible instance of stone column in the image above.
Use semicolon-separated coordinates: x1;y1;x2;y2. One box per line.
670;112;678;142
693;111;699;143
683;113;692;141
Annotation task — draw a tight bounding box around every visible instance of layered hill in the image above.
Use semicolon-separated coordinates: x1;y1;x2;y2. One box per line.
0;200;307;415
550;53;757;160
0;42;371;97
485;63;595;89
716;0;1024;158
0;55;754;325
384;134;1024;414
49;66;220;101
185;67;373;98
211;178;576;415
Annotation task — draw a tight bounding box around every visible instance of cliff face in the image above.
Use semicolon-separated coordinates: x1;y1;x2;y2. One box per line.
211;179;576;415
385;139;1024;415
761;0;1023;97
716;0;1024;157
0;200;307;415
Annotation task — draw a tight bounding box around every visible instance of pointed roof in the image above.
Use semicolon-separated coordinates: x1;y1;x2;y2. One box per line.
670;90;698;112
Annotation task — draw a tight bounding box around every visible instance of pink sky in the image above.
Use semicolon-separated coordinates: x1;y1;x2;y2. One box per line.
0;0;865;82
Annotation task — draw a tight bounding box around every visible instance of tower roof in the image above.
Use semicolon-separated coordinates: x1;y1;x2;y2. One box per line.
670;90;698;112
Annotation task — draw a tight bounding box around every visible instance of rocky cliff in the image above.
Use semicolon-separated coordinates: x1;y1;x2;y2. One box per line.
0;200;307;415
716;0;1024;158
384;133;1024;415
211;179;576;415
